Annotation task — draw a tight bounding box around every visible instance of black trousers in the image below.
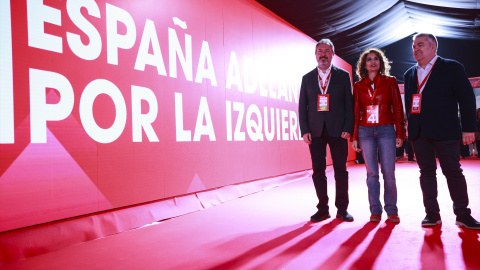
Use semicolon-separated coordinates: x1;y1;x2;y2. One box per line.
459;141;470;158
308;130;349;214
406;137;415;161
411;135;471;217
476;140;480;157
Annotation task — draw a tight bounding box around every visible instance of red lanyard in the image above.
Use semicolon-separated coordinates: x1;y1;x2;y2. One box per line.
318;70;331;94
416;58;437;93
366;74;381;104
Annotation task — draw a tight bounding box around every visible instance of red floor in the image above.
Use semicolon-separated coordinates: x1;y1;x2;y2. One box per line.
3;159;480;270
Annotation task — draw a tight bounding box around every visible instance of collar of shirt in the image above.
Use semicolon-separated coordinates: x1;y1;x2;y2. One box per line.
317;65;333;81
416;55;438;83
366;74;381;91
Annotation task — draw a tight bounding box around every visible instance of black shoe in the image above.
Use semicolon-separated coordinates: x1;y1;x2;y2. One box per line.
456;215;480;230
422;214;441;227
336;212;354;222
310;211;330;222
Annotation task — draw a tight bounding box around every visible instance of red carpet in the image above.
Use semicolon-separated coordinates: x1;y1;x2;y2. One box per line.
3;159;480;270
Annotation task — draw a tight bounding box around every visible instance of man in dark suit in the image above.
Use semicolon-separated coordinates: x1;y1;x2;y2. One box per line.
404;33;479;229
299;39;354;222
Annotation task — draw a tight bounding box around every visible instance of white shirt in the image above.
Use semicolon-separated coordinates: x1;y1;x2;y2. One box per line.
317;65;332;80
416;55;438;92
317;65;332;93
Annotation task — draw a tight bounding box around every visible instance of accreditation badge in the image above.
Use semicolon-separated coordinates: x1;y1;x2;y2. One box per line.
366;105;379;124
317;94;329;111
411;94;422;114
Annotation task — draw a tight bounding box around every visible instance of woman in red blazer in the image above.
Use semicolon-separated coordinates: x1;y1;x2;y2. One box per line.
351;48;405;223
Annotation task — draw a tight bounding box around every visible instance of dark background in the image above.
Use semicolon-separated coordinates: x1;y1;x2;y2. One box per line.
344;37;480;83
256;0;480;83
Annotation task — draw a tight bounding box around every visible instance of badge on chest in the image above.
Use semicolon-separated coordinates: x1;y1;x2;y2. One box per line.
317;94;330;111
366;105;379;123
411;94;422;114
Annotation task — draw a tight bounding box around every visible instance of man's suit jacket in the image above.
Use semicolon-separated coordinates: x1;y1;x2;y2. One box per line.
404;56;476;141
298;65;354;137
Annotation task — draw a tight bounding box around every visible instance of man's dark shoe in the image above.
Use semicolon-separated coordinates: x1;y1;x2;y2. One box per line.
456;214;480;230
421;214;441;227
310;211;330;222
336;212;354;222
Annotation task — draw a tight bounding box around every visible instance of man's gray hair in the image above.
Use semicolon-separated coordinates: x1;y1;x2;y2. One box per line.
316;38;335;54
413;33;438;51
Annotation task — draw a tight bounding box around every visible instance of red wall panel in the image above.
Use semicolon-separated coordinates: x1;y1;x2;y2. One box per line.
0;0;353;232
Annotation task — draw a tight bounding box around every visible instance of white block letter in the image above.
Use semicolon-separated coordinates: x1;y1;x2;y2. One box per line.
168;28;192;81
66;0;102;60
195;41;217;86
264;107;275;141
233;102;245;141
289;110;299;140
29;69;74;143
0;0;14;143
226;51;243;92
132;85;159;142
27;0;62;53
106;3;136;65
243;56;256;94
193;97;215;141
174;92;191;141
226;100;232;141
80;79;127;143
281;109;289;140
134;19;167;75
246;104;263;141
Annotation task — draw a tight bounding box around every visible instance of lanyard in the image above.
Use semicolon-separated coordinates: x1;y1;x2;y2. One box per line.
366;74;381;104
318;70;332;94
416;58;438;93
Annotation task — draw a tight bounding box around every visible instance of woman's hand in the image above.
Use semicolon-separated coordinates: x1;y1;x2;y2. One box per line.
352;140;361;152
396;138;404;148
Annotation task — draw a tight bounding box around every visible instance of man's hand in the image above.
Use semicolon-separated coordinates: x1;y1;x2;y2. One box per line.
341;132;351;140
302;133;312;144
462;132;475;145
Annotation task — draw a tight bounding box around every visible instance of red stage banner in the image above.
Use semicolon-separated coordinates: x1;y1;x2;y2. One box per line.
0;0;353;232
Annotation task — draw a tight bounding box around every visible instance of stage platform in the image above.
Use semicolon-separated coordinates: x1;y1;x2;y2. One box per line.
2;159;479;270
